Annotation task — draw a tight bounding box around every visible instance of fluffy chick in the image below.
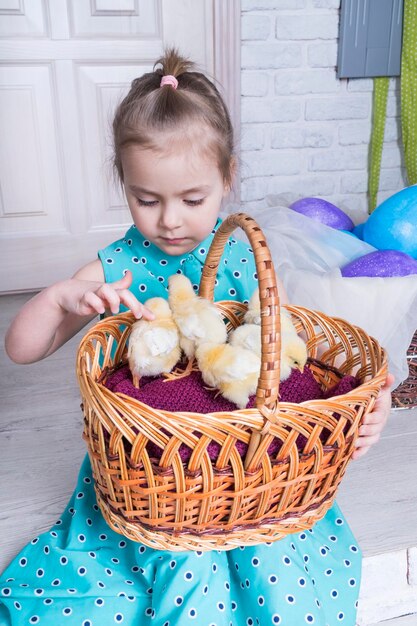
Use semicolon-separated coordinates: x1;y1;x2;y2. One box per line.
280;306;299;336
229;291;298;356
230;297;308;382
127;297;181;388
229;322;261;357
243;288;261;325
228;288;262;356
279;307;308;380
196;341;261;409
280;332;308;382
168;274;227;365
244;288;299;337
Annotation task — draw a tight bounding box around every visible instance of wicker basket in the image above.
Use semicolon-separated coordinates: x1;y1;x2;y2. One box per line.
76;212;388;551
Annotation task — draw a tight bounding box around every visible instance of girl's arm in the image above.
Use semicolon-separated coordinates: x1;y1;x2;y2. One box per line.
5;262;153;365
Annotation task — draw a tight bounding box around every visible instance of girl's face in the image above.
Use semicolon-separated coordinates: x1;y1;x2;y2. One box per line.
122;137;230;256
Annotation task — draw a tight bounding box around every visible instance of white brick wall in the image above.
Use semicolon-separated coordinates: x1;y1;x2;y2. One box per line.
239;0;407;223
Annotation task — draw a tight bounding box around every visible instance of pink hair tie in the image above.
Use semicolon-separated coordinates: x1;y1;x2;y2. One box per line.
160;75;178;90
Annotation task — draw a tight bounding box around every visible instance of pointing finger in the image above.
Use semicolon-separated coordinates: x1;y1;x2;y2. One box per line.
140;305;155;321
119;290;155;320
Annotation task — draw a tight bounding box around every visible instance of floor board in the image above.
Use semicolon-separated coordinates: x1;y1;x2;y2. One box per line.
367;615;417;626
0;294;92;572
338;406;417;557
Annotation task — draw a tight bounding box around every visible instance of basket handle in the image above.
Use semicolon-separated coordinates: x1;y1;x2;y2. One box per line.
199;212;281;414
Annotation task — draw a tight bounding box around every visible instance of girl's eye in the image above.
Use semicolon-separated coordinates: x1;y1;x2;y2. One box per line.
184;198;204;206
137;198;158;207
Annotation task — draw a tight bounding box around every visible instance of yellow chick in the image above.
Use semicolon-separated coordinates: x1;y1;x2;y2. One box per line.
168;274;227;369
228;288;262;356
243;288;261;325
280;332;308;382
229;322;261;357
242;288;299;337
279;307;308;380
276;308;307;381
127;297;181;388
229;291;298;351
195;341;261;409
280;306;300;336
230;293;307;382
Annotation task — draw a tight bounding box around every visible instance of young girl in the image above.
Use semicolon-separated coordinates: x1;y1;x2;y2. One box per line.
2;49;393;626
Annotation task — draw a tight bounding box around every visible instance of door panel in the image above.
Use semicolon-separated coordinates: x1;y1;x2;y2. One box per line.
0;64;65;234
0;0;238;291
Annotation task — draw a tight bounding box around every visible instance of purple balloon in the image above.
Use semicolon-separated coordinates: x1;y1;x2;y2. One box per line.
290;197;355;231
341;250;417;277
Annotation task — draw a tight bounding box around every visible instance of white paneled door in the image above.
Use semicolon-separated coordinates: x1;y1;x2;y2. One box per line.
0;0;240;291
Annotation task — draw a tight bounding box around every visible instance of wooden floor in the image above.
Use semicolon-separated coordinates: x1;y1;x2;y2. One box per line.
1;293;417;625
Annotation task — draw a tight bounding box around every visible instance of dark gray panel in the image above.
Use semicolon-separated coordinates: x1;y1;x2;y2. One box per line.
387;0;404;75
337;0;404;78
365;47;390;76
368;0;392;46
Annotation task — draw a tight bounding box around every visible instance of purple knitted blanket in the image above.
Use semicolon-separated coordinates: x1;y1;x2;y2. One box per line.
104;363;359;461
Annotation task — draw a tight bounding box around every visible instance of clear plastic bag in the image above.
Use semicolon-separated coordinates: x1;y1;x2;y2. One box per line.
223;204;417;386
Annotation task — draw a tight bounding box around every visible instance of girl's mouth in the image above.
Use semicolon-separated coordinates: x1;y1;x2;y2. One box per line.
161;237;186;245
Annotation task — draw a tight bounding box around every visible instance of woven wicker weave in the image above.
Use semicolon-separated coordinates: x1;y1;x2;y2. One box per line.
76;212;388;551
391;330;417;409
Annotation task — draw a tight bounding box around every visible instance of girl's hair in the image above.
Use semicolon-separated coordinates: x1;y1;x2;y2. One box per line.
113;48;234;186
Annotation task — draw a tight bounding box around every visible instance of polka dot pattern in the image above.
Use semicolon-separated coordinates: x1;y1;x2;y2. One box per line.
401;0;417;185
97;218;258;308
0;448;361;626
368;76;389;212
0;219;361;624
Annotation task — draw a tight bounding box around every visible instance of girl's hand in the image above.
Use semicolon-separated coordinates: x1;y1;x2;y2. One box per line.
5;266;154;364
57;270;154;320
352;372;395;460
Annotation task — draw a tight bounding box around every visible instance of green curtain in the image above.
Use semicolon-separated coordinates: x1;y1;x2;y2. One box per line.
368;0;417;213
401;0;417;185
368;77;390;213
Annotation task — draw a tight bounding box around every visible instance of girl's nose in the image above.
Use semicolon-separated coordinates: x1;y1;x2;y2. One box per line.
159;204;182;231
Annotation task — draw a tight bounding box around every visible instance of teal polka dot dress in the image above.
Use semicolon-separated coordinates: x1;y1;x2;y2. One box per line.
0;218;362;625
97;219;255;304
